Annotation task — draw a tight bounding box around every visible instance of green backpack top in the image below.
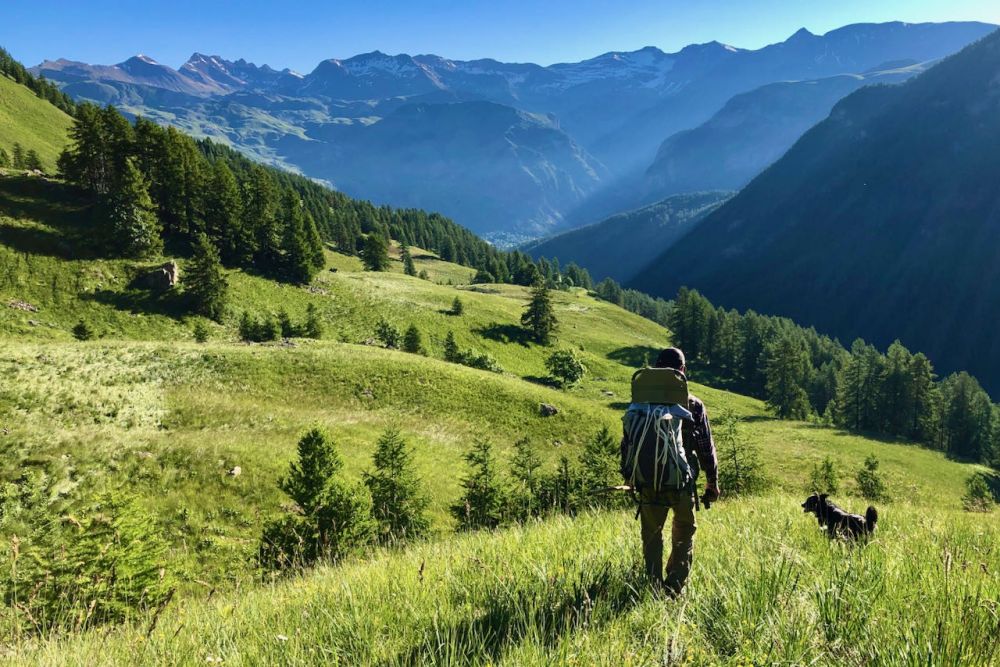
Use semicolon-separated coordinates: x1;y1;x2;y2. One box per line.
630;367;688;405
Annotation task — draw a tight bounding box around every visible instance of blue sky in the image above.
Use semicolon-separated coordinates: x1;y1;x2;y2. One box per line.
3;0;999;71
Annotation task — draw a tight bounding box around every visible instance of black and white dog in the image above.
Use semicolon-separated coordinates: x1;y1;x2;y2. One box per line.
802;493;878;539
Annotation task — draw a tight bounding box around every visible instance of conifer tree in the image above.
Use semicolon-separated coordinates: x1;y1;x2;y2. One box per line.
451;296;464;316
245;165;280;271
402;324;425;355
400;244;417;276
509;437;542;520
204;161;243;263
185;232;228;321
363;427;430;544
24;148;43;172
11;142;25;170
280;190;320;284
763;333;811;419
521;280;558;345
361;233;390;271
578;426;619;506
0;147;10;168
304;302;323;339
443;330;461;363
263;427;374;567
451;441;506;530
106;157;162;258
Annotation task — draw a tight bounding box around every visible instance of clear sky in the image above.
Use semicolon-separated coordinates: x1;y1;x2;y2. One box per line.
3;0;999;72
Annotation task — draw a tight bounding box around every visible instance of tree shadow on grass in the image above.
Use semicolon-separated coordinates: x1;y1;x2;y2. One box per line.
82;286;189;320
606;345;660;369
0;177;112;259
523;375;560;389
474;322;533;347
389;565;642;664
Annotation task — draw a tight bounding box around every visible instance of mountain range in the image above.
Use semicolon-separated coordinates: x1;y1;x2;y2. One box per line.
629;27;1000;393
32;21;996;240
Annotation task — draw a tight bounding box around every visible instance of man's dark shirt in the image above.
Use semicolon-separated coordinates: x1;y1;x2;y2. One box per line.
683;394;718;486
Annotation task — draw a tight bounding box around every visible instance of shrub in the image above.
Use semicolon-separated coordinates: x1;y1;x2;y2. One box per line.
715;410;769;496
418;269;430;280
809;456;839;494
72;319;94;341
192;320;209;343
451;441;507;531
459;349;503;373
472;268;495;284
9;492;173;630
259;427;374;570
962;473;995;512
239;311;280;342
545;349;586;387
363;427;430;544
855;454;888;501
375;319;400;349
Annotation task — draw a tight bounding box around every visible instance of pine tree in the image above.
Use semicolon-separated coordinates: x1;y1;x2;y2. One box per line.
451;441;506;530
402;324;425;355
204;161;243;263
578;426;619;507
106;157;163;258
400;244;417;276
72;319;94;341
304;303;323;339
363;427;430;544
521;280;558;345
809;456;839;494
855;454;887;501
443;330;461;363
262;427;374;567
375;319;401;349
715;410;768;496
361;233;390;271
281;190;320;284
185;233;228;321
245;165;280;271
0;147;10;168
450;296;464;316
24;149;43;172
11;142;25;170
763;333;812;419
509;437;542;520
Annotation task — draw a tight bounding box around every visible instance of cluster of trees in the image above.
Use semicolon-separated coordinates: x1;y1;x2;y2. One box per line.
259;424;627;569
0;46;77;114
592;277;672;327
59;104;326;287
0;143;44;172
669;288;999;465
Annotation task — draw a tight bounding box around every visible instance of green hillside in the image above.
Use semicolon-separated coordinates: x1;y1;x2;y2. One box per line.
0;74;73;170
1;61;997;665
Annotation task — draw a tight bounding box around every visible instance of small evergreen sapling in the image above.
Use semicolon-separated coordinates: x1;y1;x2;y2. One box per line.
375;319;401;349
715;410;769;496
521;280;558;345
962;473;995;512
400;244;417;276
192;320;209;343
855;454;887;501
402;324;425;355
444;330;461;363
451;441;507;530
363;427;430;544
260;427;374;569
304;303;323;339
72;319;94;341
509;437;542;520
450;296;464;316
809;456;839;494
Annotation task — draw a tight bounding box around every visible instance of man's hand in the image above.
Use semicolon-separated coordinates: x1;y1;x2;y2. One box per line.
703;483;720;503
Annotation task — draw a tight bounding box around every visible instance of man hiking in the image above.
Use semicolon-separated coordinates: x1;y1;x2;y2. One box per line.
622;347;720;596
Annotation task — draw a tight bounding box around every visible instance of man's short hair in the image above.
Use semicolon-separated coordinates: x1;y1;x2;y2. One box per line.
654;347;685;370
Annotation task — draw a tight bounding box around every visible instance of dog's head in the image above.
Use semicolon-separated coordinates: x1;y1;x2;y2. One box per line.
802;493;828;515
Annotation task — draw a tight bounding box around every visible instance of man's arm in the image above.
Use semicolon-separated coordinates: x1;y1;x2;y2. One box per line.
689;398;720;496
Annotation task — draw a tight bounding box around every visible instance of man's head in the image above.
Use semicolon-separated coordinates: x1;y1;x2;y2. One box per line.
654;347;686;372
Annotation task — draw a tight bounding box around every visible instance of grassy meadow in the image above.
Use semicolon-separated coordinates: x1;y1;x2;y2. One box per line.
0;76;73;171
1;166;998;663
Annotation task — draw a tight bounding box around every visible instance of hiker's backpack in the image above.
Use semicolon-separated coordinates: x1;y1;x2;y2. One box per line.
620;367;694;492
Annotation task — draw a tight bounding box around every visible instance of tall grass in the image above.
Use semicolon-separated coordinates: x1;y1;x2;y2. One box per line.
6;496;998;665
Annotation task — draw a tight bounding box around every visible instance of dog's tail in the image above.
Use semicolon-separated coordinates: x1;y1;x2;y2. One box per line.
865;506;878;532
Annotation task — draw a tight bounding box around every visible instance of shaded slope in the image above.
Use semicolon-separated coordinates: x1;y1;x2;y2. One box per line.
525;191;731;283
630;29;1000;392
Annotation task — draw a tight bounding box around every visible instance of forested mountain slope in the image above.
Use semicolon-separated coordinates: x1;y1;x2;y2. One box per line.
630;29;1000;394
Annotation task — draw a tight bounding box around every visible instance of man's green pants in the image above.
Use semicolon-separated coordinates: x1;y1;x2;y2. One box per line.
638;486;697;593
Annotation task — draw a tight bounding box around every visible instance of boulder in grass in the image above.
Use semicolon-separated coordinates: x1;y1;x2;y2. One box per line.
540;403;559;417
